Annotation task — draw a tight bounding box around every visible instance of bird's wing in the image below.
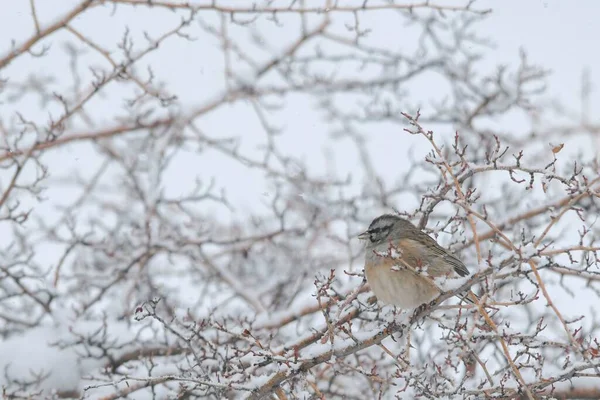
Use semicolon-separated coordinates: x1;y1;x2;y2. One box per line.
401;235;470;277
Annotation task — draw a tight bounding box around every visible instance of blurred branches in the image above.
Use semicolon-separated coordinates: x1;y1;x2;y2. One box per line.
1;0;600;399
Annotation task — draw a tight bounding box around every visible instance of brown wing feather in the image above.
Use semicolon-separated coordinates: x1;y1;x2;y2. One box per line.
399;234;470;277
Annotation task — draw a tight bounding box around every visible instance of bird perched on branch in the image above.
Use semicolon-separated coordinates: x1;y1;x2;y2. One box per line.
358;214;474;308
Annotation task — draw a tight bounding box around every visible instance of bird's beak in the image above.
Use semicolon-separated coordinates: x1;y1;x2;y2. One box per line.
357;231;369;241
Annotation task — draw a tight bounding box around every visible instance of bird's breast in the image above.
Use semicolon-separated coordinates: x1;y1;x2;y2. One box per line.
364;257;439;308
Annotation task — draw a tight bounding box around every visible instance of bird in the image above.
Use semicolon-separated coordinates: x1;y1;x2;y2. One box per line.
358;214;472;309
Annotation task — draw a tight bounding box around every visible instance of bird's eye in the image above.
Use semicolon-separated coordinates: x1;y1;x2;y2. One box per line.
368;225;390;242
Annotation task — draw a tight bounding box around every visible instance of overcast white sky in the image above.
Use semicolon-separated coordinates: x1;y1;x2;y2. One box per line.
1;0;598;309
1;1;599;213
1;0;599;396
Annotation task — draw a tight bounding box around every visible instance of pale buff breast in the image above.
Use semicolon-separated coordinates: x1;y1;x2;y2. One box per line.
364;246;439;308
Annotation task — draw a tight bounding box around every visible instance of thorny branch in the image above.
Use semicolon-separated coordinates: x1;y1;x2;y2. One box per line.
1;1;600;399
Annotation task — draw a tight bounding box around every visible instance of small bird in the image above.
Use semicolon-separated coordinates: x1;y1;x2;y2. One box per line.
358;214;471;309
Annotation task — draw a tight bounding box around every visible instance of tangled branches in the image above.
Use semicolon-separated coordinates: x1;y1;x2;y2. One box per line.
1;1;599;399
